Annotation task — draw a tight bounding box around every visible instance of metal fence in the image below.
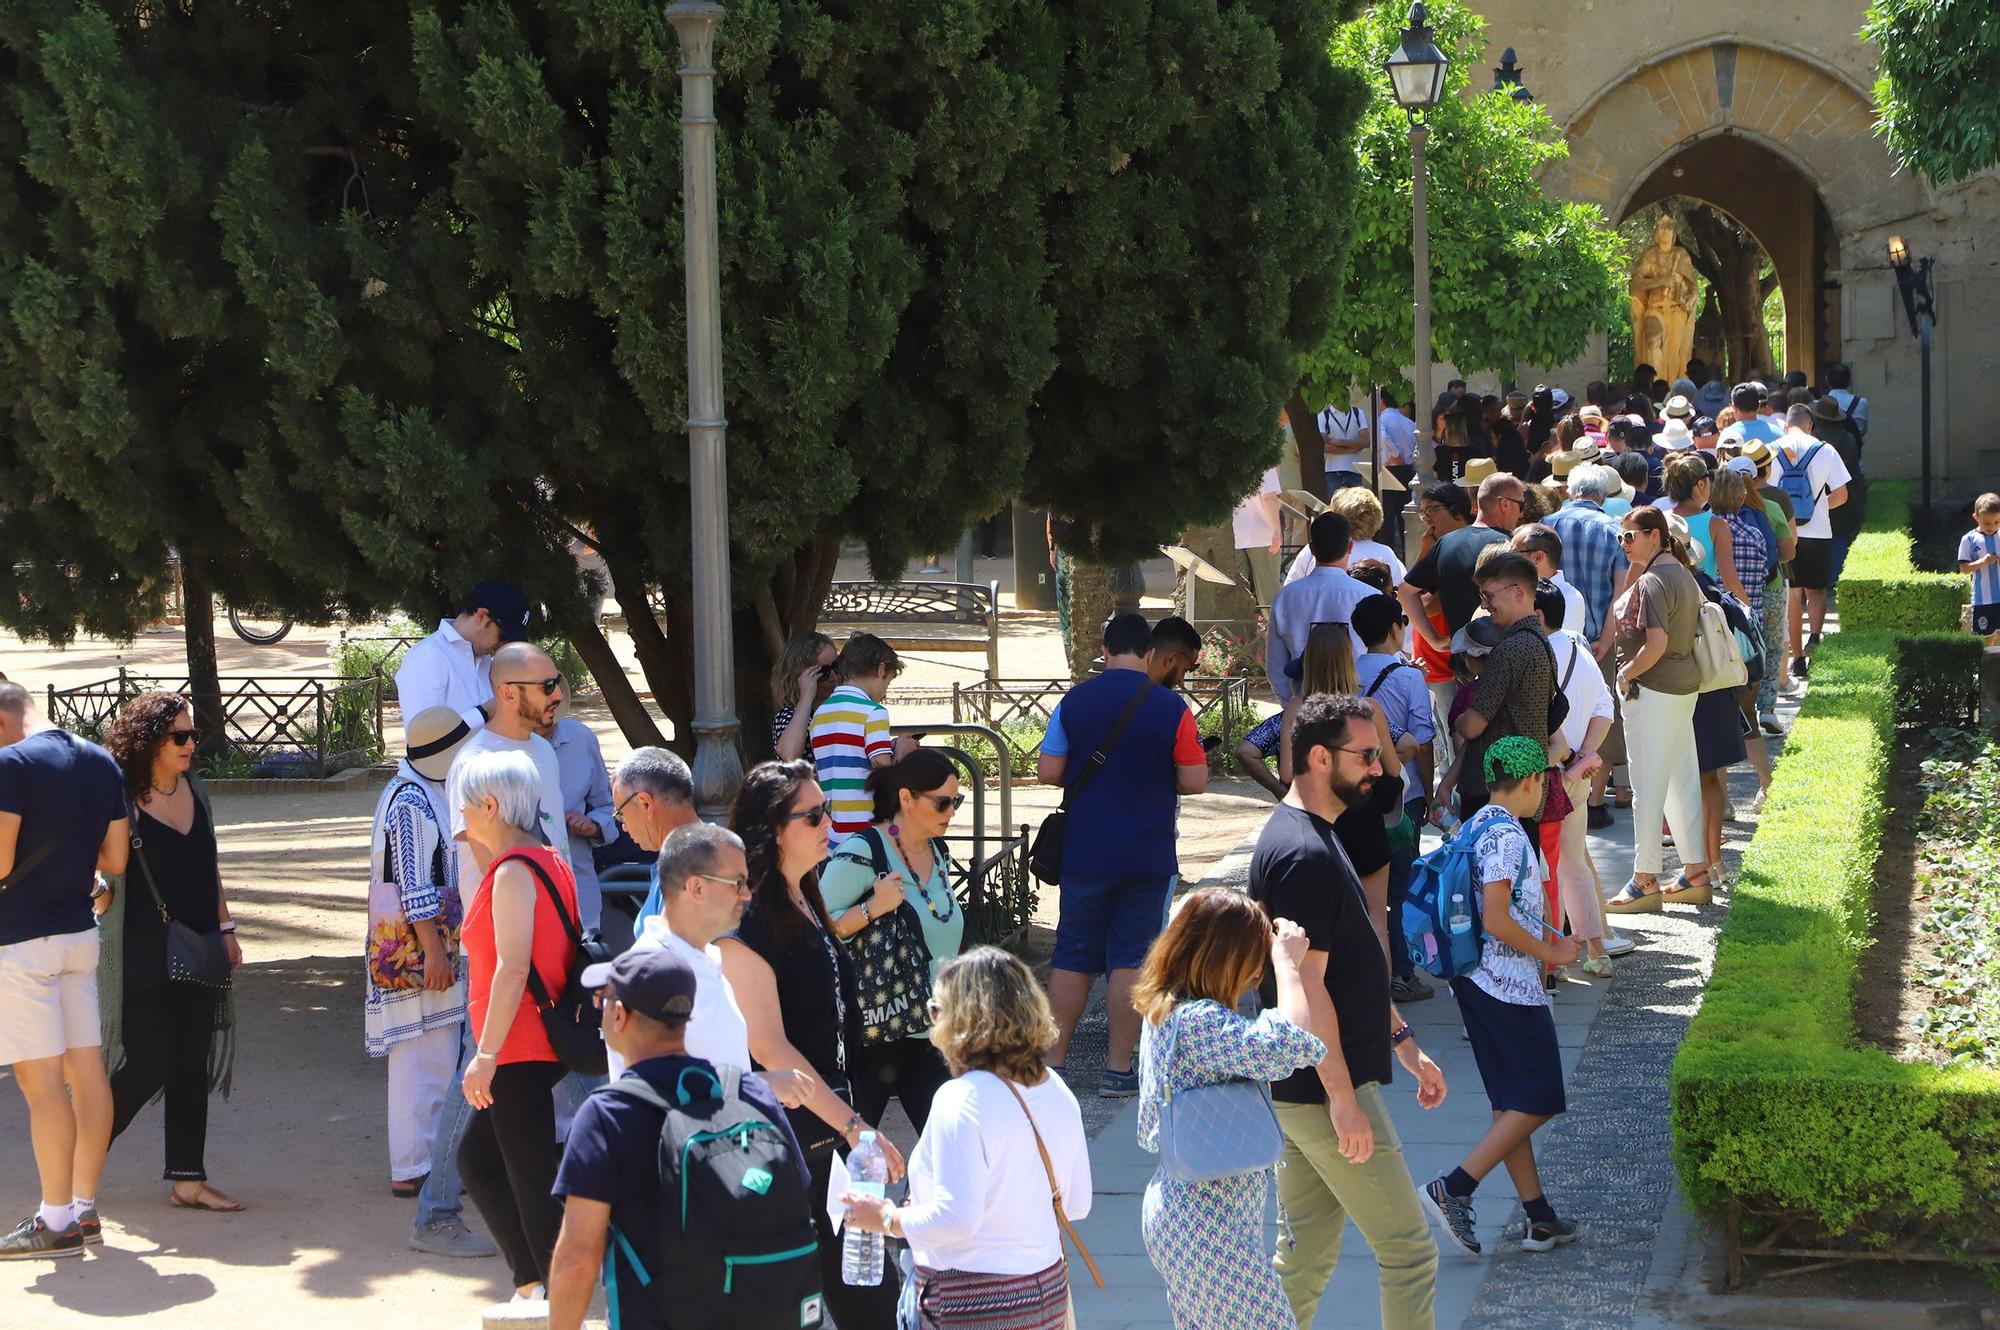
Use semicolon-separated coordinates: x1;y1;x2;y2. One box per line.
949;675;1252;751
46;672;385;778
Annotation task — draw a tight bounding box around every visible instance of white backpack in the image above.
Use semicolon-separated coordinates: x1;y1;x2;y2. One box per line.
1693;597;1747;692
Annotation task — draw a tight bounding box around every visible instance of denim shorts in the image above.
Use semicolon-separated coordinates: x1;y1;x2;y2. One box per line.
1051;876;1173;973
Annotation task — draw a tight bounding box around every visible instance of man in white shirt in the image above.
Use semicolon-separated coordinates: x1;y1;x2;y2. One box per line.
444;642;567;899
1319;401;1371;493
1267;513;1375;701
1376;391;1419;552
1773;404;1851;681
394;580;534;731
1533;584;1632;967
1509;524;1587;649
621;823;753;1073
1230;467;1283;610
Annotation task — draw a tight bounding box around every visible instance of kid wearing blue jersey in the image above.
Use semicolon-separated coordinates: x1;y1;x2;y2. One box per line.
1957;494;2000;644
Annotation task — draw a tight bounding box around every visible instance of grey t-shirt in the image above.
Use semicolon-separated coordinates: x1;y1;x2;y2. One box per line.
1616;557;1703;695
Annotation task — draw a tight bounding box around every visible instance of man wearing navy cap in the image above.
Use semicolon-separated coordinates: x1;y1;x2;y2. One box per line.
548;949;813;1330
394;579;535;733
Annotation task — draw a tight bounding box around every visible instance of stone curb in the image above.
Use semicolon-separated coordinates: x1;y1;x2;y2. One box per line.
206;765;392;794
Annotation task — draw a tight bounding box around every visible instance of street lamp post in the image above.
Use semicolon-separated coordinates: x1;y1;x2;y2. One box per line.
1384;2;1449;565
1888;234;1938;518
665;0;744;818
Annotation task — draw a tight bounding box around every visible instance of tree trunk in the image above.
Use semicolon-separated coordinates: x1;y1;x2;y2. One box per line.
564;614;666;748
177;552;227;770
1287;382;1328;502
1061;556;1113;680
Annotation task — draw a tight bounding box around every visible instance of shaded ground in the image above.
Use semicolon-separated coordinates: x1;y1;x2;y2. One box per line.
1854;737;1933;1057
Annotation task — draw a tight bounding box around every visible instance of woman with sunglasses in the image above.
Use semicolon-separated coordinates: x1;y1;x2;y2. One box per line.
720;759;906;1327
98;691;243;1212
1604;508;1714;913
819;747;967;1133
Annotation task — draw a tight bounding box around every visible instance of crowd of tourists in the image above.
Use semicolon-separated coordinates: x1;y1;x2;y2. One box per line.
0;357;1950;1330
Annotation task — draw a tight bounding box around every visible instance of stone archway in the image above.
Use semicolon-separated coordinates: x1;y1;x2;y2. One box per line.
1545;42;1928;380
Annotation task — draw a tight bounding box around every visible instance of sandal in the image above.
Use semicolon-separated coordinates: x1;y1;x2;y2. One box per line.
1663;874;1712;905
170;1184;244;1213
1604;880;1664;914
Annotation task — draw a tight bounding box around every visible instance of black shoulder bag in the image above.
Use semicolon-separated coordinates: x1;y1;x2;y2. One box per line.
840;826;936;1045
128;798;234;989
509;852;612;1076
1029;681;1157;886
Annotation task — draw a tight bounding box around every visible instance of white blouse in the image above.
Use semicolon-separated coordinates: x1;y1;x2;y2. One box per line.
898;1070;1093;1275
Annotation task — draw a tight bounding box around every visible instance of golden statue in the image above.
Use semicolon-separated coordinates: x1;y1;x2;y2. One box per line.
1629;217;1698;378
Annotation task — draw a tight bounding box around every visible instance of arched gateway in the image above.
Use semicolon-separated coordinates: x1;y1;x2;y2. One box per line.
1468;6;2000;487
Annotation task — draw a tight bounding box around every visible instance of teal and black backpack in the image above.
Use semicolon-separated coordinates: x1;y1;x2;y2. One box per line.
604;1066;824;1330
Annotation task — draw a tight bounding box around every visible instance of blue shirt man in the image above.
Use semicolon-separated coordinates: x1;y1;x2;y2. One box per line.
546;715;618;930
1543;484;1628;644
1268;512;1375;701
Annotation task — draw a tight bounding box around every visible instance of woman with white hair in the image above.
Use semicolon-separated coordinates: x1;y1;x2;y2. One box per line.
456;748;584;1300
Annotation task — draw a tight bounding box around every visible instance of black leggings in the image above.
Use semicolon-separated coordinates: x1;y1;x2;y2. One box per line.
806;1145;901;1327
110;982;218;1181
458;1059;566;1288
851;1037;954;1135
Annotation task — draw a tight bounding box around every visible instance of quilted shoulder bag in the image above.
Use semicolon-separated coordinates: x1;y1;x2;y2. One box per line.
1150;1000;1285;1183
127;798;233;989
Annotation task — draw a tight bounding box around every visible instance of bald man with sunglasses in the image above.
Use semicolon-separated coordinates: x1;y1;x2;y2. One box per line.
443;643;567;899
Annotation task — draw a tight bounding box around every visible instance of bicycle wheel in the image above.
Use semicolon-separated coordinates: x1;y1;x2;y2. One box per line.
227;603;293;645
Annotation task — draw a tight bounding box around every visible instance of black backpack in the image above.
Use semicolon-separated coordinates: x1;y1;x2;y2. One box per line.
605;1066;825;1330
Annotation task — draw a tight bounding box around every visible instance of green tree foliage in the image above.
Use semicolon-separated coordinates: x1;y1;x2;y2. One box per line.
1865;0;2000;185
1298;0;1624;404
0;0;1365;753
1024;0;1366;564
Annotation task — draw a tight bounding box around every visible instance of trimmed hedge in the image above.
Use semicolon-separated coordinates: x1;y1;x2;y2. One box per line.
1836;479;1966;634
1670;495;2000;1244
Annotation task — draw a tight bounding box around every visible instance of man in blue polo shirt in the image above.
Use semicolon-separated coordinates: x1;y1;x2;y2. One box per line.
1039;613;1208;1098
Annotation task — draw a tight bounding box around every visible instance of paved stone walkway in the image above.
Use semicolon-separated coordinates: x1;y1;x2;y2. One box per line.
1062;691;1794;1329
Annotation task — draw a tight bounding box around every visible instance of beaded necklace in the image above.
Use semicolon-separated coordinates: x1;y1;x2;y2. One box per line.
888;825;957;924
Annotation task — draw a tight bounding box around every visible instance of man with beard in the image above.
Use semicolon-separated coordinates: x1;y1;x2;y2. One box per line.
445;642;567;896
1251;693;1448;1330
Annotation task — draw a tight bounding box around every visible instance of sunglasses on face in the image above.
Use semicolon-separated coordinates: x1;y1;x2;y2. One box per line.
694;872;751;893
1334;745;1383;767
918;793;965;814
167;728;203;747
1618;530;1641;544
780;801;832;828
497;676;563;696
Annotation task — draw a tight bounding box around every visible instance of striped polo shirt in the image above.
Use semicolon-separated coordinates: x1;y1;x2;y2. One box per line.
810;684;893;841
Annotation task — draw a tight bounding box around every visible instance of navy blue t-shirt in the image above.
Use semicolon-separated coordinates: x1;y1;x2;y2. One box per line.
0;730;127;947
553;1056;810;1330
1045;669;1197;881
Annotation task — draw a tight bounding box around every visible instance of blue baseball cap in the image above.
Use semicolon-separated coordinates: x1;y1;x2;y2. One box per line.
467;580;533;643
579;947;696;1023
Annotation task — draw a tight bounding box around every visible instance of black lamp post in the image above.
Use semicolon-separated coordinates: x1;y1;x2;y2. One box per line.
1888;234;1937;516
1492;47;1532;102
1383;2;1449;563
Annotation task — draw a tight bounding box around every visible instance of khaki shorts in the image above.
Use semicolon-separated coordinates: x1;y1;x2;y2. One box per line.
0;929;102;1064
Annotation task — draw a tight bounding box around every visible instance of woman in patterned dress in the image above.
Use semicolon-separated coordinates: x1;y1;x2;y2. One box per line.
1133;888;1326;1330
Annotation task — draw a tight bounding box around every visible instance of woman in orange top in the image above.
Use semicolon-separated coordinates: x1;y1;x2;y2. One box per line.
456;749;580;1299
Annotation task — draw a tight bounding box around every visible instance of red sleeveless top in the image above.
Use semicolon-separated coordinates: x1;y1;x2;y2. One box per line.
462;845;579;1066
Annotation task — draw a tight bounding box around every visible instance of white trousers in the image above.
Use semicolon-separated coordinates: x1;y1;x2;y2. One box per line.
1556;773;1605;941
386;1022;459;1180
1620;686;1706;878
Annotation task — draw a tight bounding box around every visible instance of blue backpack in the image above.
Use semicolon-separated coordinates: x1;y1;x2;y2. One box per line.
1776;442;1825;522
1402;820;1487;980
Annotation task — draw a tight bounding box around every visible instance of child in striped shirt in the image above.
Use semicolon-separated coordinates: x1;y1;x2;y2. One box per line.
810;633;916;840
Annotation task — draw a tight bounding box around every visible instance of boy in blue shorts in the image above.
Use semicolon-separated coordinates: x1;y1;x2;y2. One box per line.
1958;493;2000;646
1419;736;1580;1258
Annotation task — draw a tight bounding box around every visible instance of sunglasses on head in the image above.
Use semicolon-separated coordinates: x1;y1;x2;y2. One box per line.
497;676;563;696
781;801;832;828
167;728;203;747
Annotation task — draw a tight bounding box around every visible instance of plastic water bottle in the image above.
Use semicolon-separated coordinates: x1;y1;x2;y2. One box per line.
1447;889;1474;936
842;1131;887;1286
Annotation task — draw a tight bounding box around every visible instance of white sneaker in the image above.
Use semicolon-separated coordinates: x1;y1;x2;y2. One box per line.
1603;930;1637;957
1758;711;1785;736
1747;789;1768;816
